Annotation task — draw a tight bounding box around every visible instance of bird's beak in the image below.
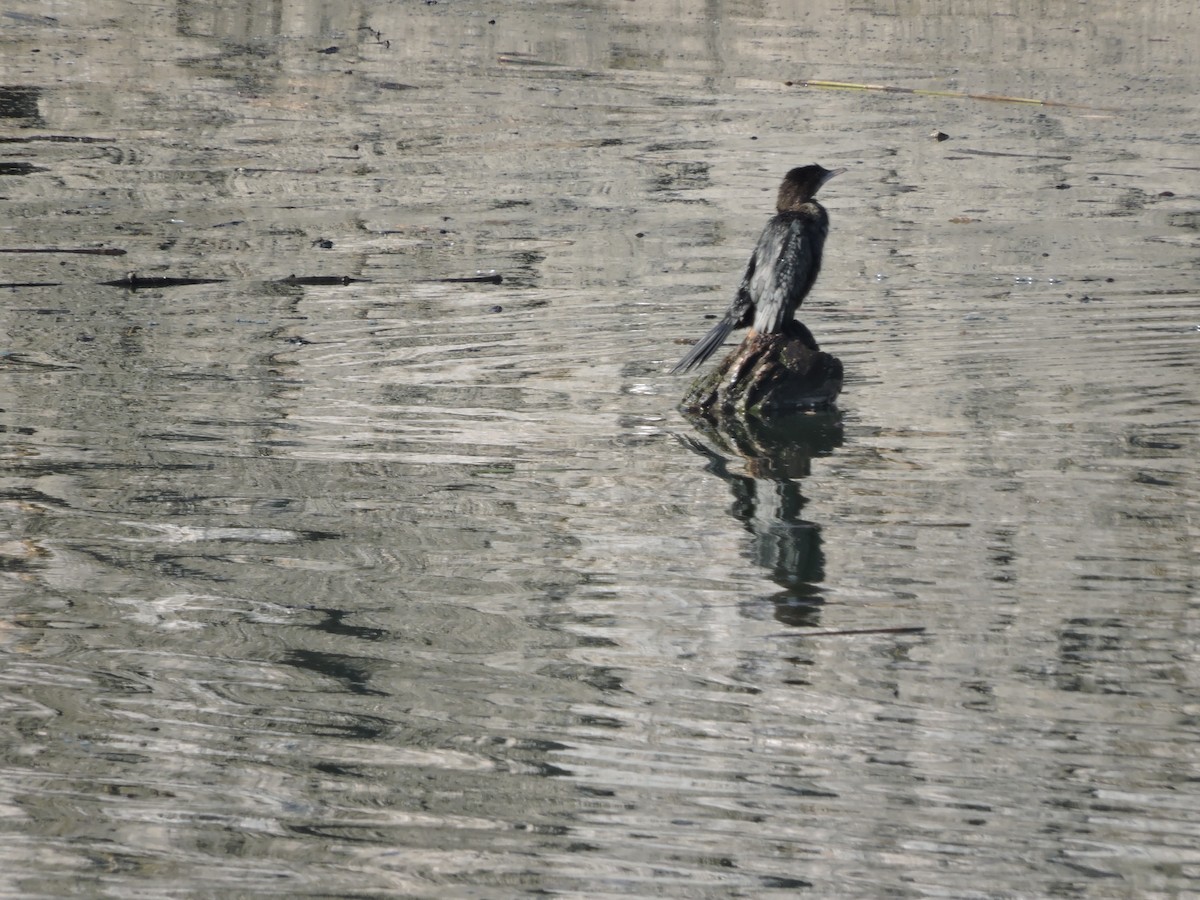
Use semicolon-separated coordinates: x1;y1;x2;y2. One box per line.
821;167;847;185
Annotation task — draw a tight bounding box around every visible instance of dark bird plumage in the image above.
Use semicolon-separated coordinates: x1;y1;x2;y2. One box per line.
671;164;844;374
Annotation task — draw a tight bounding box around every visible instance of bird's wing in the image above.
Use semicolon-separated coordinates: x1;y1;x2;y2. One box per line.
749;217;822;333
733;249;757;327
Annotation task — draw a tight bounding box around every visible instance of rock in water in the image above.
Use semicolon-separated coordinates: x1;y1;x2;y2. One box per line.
680;330;842;419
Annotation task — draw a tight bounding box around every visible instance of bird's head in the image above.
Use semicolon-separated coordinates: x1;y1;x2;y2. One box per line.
777;164;845;211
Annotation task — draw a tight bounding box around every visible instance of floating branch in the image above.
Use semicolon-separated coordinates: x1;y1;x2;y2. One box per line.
769;626;927;638
0;134;113;144
277;275;368;286
956;148;1072;161
788;79;1118;112
99;274;227;289
497;53;565;68
7;271;464;290
0;247;126;255
435;273;503;284
98;274;369;289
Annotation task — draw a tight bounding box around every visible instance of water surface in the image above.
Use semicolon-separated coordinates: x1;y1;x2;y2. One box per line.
2;1;1198;896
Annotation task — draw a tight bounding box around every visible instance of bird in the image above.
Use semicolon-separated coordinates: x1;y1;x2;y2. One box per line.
670;164;845;374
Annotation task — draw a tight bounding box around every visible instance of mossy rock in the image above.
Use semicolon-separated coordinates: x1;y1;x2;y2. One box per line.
680;329;842;420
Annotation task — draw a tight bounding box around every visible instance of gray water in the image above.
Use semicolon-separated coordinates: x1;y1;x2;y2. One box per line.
2;1;1198;897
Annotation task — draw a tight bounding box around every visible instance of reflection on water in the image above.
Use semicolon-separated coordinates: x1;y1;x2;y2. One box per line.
2;0;1198;896
0;85;42;123
681;412;846;619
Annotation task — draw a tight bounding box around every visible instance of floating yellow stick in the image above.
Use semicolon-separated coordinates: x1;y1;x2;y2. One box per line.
789;79;1118;112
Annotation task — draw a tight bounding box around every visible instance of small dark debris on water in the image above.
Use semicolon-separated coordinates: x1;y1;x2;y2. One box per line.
438;273;503;285
769;625;927;639
363;27;389;48
1;282;64;289
312;238;334;249
376;81;418;91
101;273;227;289
3;11;59;25
0;134;109;144
1054;183;1071;190
318;46;338;54
278;275;365;286
0;246;126;256
960;148;1071;161
0;162;46;176
487;305;503;313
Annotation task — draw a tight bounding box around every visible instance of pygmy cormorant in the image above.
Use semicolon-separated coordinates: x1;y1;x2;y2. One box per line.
671;164;845;373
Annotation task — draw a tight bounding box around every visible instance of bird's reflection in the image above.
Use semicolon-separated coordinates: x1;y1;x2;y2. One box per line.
680;409;844;626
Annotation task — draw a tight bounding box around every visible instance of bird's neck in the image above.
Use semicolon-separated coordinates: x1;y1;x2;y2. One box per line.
776;199;823;214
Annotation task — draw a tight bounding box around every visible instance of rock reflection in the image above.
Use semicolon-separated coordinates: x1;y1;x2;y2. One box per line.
680;410;843;624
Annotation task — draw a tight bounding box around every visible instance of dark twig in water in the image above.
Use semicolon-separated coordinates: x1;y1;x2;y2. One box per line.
8;266;484;291
436;273;503;284
99;274;227;289
98;274;369;289
788;79;1119;112
0;134;113;144
766;626;927;638
0;247;126;256
955;148;1072;161
277;275;367;286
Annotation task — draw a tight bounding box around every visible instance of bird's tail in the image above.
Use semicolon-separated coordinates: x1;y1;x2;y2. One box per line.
670;315;737;374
